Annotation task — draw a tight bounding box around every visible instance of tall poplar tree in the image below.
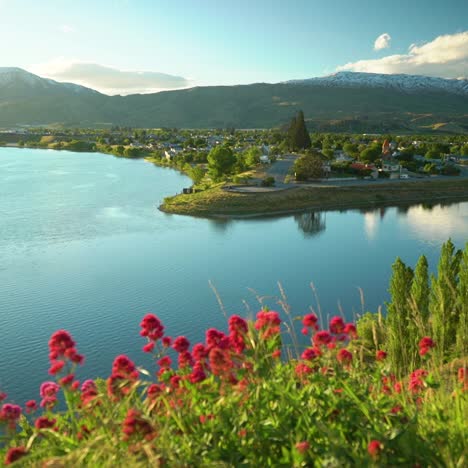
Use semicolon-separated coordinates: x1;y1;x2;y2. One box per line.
430;239;462;360
455;243;468;357
410;255;430;325
386;258;414;374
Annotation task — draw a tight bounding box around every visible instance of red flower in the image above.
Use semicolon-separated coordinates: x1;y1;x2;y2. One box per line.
4;447;27;465
228;315;248;335
302;313;319;329
254;311;281;338
193;343;208;361
112;355;138;380
81;379;98;406
178;350;194;368
295;441;310;454
157;356;172;369
343;323;357;338
206;329;229;349
147;383;164;400
419;336;435;349
122;409;155;441
48;359;65;376
337;349;352;365
0;404;22;429
313;330;332;346
140;313;164;341
458;367;466;384
48;330;75;359
59;374;75;386
162;336;172;347
34;416;56;430
394;381;402;394
408;369;428;394
0;392;6;402
391;405;402;414
25;400;38;413
272;349;281;359
368;440;383;458
172;336;190;353
329;316;345;334
295;363;313;377
142;342;155;353
301;347;320;361
189;363;206;383
376;350;387;361
209;347;232;375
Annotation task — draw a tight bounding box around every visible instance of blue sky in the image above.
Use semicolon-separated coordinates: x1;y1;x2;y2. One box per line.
0;0;467;94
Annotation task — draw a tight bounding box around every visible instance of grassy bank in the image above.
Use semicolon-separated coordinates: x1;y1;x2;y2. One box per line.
160;178;468;218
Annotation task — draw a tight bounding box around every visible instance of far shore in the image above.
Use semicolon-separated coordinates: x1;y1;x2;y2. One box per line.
3;145;468;220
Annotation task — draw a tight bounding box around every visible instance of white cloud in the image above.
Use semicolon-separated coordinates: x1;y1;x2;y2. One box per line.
338;31;468;78
28;59;191;95
59;25;76;34
374;33;391;51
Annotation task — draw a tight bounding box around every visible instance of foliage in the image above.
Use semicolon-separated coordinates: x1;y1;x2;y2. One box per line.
207;146;236;180
1;301;466;466
287;111;311;151
261;176;275;187
187;166;206;185
384;241;467;375
294;153;323;181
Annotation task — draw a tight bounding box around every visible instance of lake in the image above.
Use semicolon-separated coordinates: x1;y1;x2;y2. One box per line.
1;147;467;404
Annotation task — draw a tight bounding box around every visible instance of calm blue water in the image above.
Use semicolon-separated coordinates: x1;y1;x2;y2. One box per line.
1;148;467;404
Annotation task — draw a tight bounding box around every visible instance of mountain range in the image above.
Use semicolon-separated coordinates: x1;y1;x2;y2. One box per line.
0;67;467;132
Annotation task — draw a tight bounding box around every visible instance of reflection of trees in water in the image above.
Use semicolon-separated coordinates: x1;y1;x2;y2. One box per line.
209;218;232;233
294;212;326;237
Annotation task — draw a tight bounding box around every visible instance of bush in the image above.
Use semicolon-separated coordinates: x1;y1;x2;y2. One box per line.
261;176;275;187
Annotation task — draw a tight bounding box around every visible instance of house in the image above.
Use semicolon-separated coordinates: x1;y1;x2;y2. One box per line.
382;161;401;172
260;155;270;164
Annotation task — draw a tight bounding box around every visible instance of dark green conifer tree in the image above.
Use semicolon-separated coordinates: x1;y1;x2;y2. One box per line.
287;111;311;151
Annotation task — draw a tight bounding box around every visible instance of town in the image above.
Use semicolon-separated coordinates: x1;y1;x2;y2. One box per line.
1;114;467;195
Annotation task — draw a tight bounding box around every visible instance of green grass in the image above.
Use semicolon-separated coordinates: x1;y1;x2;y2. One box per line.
160;179;468;217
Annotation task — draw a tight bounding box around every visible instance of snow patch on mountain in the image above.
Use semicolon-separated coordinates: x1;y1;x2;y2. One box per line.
0;67;99;95
285;71;468;96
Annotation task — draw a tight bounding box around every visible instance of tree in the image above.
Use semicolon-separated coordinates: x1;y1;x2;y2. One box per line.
207;146;236;180
245;147;261;167
187;166;206;185
322;148;334;160
455;243;468;357
430;239;462;361
386;258;414;375
359;147;380;163
287;111;311;151
343;143;359;158
294;153;323;181
461;144;468;156
410;255;430;324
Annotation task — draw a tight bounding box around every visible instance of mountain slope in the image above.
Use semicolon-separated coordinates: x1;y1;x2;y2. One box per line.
0;68;467;131
286;71;468;96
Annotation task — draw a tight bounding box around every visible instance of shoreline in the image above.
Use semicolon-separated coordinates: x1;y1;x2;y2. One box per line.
3;146;468;220
159;179;468;219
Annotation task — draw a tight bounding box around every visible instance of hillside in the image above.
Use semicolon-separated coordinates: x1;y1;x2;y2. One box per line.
0;68;467;131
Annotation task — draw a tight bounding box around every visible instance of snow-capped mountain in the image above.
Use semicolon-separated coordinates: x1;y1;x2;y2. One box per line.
285;71;468;96
0;67;99;95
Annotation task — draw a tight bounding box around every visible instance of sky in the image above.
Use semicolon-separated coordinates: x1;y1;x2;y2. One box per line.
0;0;467;95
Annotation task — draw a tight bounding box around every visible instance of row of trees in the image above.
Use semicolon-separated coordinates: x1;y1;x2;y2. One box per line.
384;240;467;375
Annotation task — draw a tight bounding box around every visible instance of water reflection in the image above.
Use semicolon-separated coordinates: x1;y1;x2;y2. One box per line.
404;203;468;241
294;212;326;237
